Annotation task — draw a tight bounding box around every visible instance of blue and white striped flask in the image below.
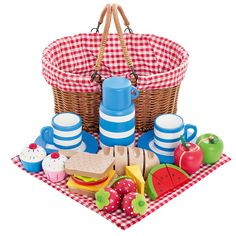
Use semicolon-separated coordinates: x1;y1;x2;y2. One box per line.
99;77;139;147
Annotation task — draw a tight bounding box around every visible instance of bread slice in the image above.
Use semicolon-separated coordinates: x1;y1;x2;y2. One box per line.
114;146;129;176
128;147;144;175
65;152;115;179
143;150;160;179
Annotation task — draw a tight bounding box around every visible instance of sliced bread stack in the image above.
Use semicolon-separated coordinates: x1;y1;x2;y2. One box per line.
98;146;160;179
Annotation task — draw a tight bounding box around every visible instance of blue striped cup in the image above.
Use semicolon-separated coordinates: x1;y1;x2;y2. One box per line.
40;112;82;150
154;114;197;152
99;104;135;148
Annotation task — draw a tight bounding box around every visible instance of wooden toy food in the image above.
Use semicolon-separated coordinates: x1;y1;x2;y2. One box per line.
111;176;137;197
125;165;145;195
98;146;159;179
95;188;120;213
121;192;148;217
42;152;68;183
19;143;46;173
196;134;224;164
145;164;191;200
65;152;116;197
174;137;203;175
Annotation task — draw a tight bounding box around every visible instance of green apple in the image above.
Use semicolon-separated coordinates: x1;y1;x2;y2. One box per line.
196;134;224;164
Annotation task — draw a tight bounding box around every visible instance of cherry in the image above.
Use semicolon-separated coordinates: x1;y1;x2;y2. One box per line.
51;152;60;159
29;143;37;149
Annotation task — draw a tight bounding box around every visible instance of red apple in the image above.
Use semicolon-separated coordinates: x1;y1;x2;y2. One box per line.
174;143;203;175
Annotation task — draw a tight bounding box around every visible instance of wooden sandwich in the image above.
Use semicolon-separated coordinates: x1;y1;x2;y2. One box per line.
65;152;116;198
61;146;160;181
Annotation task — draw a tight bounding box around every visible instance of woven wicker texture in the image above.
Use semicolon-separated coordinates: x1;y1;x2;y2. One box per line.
53;85;180;132
45;4;187;132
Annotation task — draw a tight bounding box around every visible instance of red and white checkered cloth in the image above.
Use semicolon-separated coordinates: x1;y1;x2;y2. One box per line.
11;133;231;230
42;33;189;92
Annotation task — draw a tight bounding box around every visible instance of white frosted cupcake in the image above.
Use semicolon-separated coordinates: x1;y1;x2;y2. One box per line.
42;152;68;183
20;143;46;173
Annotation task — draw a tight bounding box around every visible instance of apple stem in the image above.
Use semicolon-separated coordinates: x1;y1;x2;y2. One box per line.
209;135;218;144
186;143;191;151
180;135;187;148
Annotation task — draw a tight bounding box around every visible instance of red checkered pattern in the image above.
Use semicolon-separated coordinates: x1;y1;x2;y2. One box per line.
12;133;231;230
42;33;189;92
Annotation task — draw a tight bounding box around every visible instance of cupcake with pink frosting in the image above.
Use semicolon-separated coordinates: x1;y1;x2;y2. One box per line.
42;152;68;183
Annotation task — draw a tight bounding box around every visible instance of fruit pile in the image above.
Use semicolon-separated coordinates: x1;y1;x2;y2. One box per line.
94;133;224;217
95;176;148;217
174;134;224;174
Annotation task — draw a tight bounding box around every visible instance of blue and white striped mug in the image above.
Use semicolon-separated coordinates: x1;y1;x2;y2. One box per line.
40;112;82;150
154;114;197;152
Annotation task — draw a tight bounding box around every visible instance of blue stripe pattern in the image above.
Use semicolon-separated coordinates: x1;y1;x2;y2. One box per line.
154;114;183;152
153;132;180;151
53;127;82;149
100;117;135;132
100;133;135;147
54;132;82;141
153;142;176;152
99;104;135;147
54;142;82;150
154;134;180;143
41;112;83;150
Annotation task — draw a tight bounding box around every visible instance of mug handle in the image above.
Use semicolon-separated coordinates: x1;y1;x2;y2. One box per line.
184;124;197;142
131;86;139;100
40;126;54;145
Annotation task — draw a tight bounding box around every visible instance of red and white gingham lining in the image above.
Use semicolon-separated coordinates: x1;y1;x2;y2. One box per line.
12;133;231;230
42;33;189;92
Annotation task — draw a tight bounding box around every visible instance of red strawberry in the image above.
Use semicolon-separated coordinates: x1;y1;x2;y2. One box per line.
111;176;136;197
122;192;148;217
95;188;120;213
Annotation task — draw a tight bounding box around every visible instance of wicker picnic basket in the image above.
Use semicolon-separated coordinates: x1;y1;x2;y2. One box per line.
42;4;189;132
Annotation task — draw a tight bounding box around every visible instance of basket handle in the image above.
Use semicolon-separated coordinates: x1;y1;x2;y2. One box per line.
91;4;112;83
112;4;137;80
113;4;133;33
91;4;131;33
91;4;112;33
91;4;138;84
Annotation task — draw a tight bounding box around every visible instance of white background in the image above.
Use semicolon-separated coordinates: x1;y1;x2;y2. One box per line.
0;0;235;235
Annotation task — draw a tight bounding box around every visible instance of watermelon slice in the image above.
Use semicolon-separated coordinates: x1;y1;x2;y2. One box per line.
166;164;191;187
145;165;174;200
145;164;191;200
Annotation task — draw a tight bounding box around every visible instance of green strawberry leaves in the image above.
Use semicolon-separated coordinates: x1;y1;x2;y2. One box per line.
132;194;148;215
95;188;110;210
